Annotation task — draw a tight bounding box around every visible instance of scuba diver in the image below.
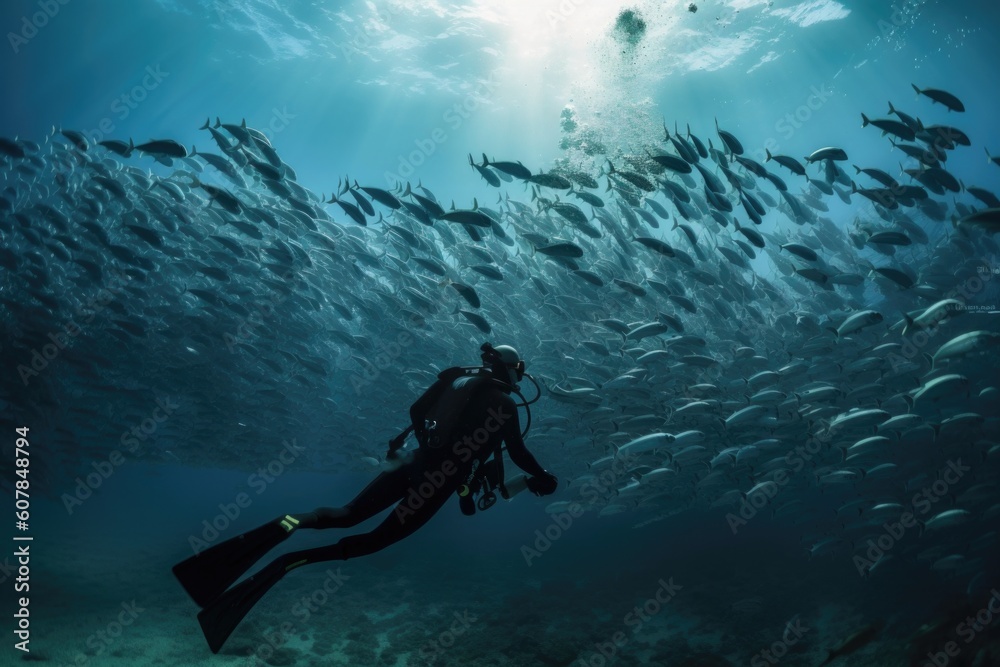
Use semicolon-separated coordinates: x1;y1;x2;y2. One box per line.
173;342;557;653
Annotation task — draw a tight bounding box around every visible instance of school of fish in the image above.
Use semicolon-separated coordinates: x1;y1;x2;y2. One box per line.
2;84;999;597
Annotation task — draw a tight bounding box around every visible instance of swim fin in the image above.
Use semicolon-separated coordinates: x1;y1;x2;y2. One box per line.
197;556;298;653
173;516;297;608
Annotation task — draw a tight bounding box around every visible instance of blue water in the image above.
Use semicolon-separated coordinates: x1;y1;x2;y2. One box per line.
3;1;1000;665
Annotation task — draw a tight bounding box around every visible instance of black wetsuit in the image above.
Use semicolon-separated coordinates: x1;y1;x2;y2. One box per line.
279;372;548;564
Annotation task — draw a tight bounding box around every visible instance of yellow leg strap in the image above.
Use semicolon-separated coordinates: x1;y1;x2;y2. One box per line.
285;559;307;572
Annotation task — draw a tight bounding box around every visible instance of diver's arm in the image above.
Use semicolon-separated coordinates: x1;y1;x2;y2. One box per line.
500;396;548;478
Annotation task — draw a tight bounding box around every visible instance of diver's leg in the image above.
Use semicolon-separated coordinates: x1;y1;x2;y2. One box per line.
290;463;414;529
197;460;463;651
275;465;461;565
175;465;412;607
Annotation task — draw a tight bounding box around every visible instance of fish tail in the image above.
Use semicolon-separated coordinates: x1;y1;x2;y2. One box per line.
765;148;772;162
911;83;921;96
902;312;914;337
214;116;222;128
861;112;870;127
481;153;489;167
199;117;210;130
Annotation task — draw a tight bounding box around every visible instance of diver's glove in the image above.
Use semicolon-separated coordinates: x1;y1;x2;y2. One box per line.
526;471;558;497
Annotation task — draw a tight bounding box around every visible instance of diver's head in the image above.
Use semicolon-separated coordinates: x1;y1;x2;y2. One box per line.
480;342;525;389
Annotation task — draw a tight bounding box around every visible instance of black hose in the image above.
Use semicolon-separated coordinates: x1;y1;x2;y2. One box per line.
511;372;541;438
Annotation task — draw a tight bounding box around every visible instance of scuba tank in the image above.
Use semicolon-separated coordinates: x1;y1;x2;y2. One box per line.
386;341;544;514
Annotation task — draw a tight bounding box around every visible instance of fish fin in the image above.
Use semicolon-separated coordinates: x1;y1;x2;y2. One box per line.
481;153;489;166
214;116;221;128
199;117;210;130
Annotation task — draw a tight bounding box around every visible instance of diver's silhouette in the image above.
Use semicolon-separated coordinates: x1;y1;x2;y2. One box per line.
173;343;556;653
